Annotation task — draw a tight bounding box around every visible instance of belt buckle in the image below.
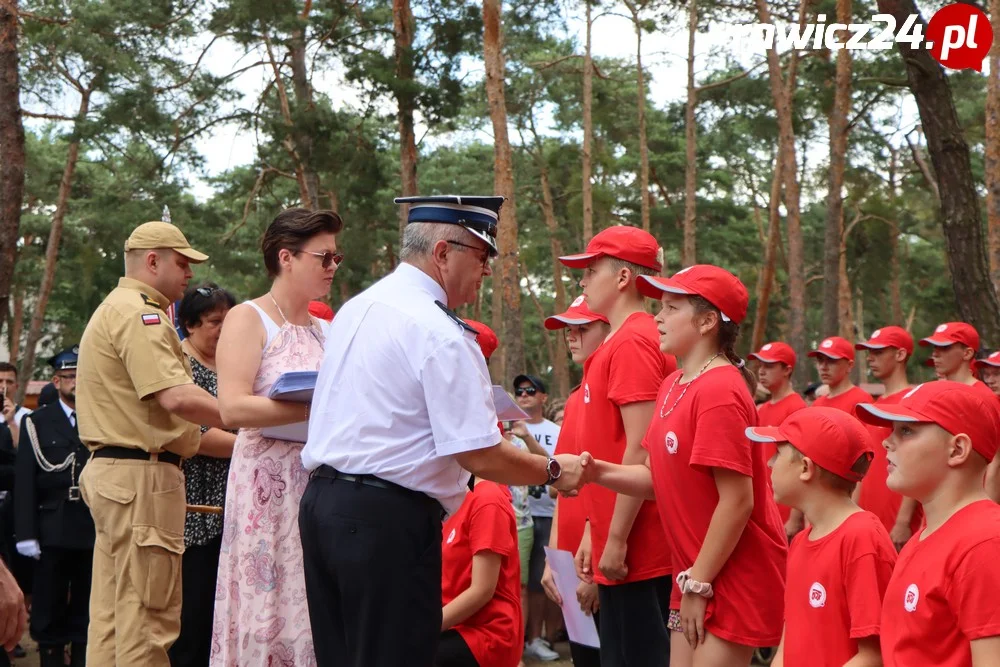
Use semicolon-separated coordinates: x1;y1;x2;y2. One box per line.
67;486;81;502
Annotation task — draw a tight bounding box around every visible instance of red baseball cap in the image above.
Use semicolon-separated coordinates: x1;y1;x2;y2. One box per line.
808;336;856;361
637;265;749;324
747;407;876;482
544;295;610;330
919;322;980;350
974;351;1000;372
559;226;663;272
308;301;335;322
855;381;1000;462
855;326;914;356
464;319;499;360
749;342;796;367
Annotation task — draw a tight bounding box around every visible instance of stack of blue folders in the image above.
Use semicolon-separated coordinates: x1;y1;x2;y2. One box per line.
261;371;317;442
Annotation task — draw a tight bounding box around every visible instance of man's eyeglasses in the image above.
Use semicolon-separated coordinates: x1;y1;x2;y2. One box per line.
298;250;345;269
447;240;491;267
515;387;538;397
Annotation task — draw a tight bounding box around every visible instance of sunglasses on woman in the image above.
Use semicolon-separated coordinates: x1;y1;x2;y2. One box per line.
298;250;345;269
514;387;538;397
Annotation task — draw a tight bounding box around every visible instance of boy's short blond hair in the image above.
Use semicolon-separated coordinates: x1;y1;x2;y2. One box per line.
789;446;872;495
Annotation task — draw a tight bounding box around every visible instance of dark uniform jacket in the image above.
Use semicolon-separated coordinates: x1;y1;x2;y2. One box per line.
15;402;95;550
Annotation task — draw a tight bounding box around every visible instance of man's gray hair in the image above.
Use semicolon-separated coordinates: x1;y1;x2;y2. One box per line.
400;222;469;261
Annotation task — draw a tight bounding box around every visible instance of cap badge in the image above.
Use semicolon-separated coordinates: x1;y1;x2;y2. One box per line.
936;324;948;333
821;339;834;349
571;296;585;308
871;329;881;338
904;384;924;400
761;344;772;351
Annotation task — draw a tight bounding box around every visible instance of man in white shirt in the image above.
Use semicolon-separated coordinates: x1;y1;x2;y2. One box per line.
299;195;589;667
0;362;32;445
511;373;564;661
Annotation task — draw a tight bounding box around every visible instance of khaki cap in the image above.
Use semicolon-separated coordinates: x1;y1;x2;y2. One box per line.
124;221;208;263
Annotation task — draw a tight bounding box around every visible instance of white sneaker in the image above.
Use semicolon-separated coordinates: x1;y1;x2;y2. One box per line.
523;637;560;662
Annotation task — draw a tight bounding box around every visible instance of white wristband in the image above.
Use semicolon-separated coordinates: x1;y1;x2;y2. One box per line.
676;568;714;598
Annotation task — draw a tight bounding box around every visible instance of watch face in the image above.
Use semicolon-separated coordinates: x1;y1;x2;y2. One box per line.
547;457;562;480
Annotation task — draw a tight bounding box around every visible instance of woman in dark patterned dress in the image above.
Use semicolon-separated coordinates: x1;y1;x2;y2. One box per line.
169;283;237;667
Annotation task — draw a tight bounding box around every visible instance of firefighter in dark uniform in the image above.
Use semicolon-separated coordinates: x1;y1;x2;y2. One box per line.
15;346;93;667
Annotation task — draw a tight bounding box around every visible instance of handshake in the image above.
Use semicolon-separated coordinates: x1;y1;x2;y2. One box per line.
549;452;598;494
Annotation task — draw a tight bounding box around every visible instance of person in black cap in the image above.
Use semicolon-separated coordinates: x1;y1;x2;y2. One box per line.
14;346;94;667
299;194;589;667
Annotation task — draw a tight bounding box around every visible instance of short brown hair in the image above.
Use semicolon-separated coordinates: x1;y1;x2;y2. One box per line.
261;208;343;278
789;446;871;495
0;362;16;378
607;257;657;279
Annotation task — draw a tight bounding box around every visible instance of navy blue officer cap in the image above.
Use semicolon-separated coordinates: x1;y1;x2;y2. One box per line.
48;345;79;371
394;195;505;256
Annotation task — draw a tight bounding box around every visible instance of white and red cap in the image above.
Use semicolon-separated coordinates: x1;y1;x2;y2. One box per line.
748;342;796;367
855;326;914;356
855;381;1000;462
973;351;1000;372
559;226;663;272
544;295;610;330
919;322;980;350
808;336;855;361
636;265;749;324
747;407;875;482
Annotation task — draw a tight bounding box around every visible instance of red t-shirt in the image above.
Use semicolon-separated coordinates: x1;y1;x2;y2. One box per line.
812;385;874;414
644;365;787;646
554;388;587;554
441;482;523;667
881;500;1000;667
578;311;676;586
757;393;808;523
858;389;924;536
969;379;998;406
783;511;897;666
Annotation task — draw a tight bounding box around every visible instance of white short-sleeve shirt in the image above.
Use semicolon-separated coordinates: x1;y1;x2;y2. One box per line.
301;263;501;514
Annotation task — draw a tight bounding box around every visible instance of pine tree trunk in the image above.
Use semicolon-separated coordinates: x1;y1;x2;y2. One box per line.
581;0;594;245
394;0;419;240
838;222;853;340
986;0;1000;294
18;91;89;401
624;2;651;233
289;9;319;210
875;0;1000;340
823;0;853;337
682;0;698;267
751;153;784;352
0;0;24;341
888;149;903;325
483;0;524;382
8;287;22;362
757;0;806;385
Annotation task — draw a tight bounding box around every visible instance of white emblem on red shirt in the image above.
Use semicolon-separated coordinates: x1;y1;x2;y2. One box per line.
808;582;827;608
665;431;678;455
904;583;919;612
583;384;591;404
447;528;456;544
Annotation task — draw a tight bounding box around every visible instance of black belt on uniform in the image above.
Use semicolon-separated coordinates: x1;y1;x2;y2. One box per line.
93;446;182;468
311;465;444;517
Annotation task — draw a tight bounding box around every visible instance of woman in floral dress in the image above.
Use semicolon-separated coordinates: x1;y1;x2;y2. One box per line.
211;209;344;666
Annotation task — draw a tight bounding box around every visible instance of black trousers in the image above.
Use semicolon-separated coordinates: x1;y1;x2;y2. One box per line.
30;546;91;646
597;576;672;667
299;470;444;667
169;535;223;667
568;609;601;667
434;630;479;667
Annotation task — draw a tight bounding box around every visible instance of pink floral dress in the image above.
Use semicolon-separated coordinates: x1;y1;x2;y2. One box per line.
210;312;325;666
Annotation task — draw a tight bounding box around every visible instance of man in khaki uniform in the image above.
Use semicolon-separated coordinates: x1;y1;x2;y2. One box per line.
76;221;224;666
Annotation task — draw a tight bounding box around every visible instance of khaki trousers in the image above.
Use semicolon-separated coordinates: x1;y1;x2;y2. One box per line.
79;457;186;666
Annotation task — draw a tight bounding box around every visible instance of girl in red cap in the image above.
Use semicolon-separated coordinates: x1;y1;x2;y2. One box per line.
586;264;786;666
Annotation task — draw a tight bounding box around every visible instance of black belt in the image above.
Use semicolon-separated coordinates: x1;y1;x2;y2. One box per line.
311;465;443;516
93;446;182;468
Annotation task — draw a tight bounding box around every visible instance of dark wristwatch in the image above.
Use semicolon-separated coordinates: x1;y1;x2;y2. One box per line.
545;457;562;485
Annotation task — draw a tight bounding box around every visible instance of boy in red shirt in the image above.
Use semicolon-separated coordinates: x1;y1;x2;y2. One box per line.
558;227;677;666
749;407;896;667
809;336;873;413
855;326;922;549
539;295;609;667
749;341;808;538
586;265;787;666
919;322;996;402
856;381;1000;667
973;351;1000;398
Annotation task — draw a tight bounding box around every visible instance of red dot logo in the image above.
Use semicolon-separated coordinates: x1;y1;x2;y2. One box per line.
926;3;993;71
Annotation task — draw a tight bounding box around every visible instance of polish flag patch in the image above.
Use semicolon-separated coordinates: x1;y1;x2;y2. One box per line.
141;313;161;326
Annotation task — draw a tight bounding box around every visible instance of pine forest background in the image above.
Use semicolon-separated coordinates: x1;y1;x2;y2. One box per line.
2;0;1000;402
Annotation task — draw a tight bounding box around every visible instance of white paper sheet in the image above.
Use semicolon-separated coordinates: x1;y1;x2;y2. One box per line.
492;385;530;422
543;547;601;648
